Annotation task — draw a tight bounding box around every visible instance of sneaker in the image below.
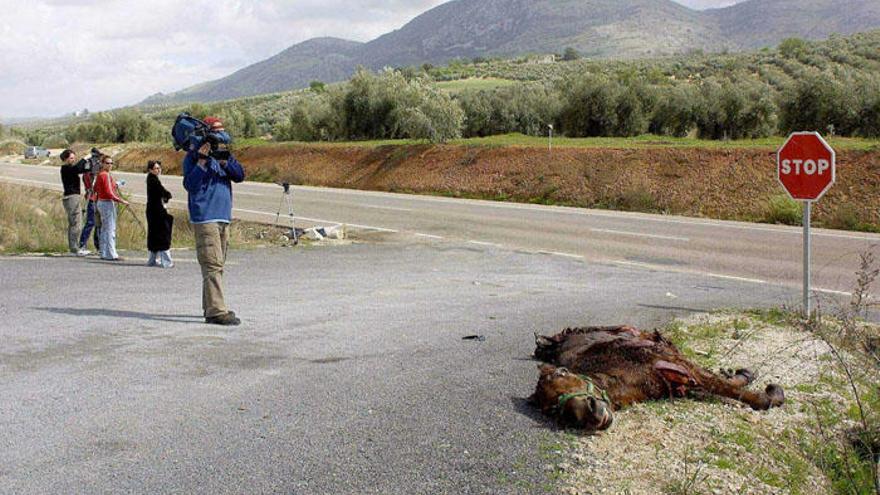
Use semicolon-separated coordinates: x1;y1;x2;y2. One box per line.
76;249;91;257
205;312;241;326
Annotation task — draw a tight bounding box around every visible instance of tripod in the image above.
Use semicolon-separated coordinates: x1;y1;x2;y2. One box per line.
274;182;298;245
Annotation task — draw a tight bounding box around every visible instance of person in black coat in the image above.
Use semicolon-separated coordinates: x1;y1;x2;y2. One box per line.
145;160;174;268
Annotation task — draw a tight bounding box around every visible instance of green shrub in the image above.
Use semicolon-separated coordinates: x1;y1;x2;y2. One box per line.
822;204;880;232
778;37;810;59
779;71;861;136
457;83;562;137
66;109;164;143
42;134;69;148
597;188;659;212
651;85;699;137
342;69;464;142
694;77;778;140
276;93;343;141
557;74;651;137
562;47;581;61
0;139;26;155
763;194;803;225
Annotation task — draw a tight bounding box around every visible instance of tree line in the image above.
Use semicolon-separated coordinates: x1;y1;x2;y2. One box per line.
275;65;879;143
18;32;880;146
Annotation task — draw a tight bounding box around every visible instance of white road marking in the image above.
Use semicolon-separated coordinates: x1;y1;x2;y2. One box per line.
612;260;862;297
706;273;768;284
358;204;413;212
614;260;767;283
590;228;689;242
415;233;444;240
814;288;853;297
538;251;585;260
613;260;668;270
344;223;399;234
468;240;502;247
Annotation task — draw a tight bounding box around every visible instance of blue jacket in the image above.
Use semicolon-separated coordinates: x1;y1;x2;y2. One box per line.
182;151;245;224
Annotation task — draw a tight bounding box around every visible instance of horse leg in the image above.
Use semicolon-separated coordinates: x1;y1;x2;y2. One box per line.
720;368;756;388
694;368;784;410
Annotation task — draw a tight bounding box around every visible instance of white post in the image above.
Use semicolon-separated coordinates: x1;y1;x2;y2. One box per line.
548;125;553;152
803;201;812;317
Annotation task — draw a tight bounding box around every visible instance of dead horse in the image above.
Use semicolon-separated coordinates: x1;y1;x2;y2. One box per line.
529;325;785;431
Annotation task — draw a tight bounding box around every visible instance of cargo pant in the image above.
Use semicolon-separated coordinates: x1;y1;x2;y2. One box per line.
193;222;230;318
62;195;82;253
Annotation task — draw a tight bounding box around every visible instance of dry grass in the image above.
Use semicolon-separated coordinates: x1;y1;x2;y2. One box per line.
0;183;311;254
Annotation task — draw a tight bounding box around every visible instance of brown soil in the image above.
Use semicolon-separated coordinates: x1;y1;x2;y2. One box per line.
115;144;880;230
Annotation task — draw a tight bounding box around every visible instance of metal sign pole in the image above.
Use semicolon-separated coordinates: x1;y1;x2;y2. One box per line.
803;200;812;317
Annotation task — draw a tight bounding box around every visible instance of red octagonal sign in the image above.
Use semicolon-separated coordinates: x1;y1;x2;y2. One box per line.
777;132;836;201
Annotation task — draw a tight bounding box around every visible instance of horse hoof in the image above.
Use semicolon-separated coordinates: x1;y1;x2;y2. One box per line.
765;384;785;408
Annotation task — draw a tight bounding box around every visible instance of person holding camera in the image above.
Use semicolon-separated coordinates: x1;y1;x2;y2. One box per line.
145;160;174;268
59;149;90;256
79;147;103;253
182;117;245;326
94;155;129;261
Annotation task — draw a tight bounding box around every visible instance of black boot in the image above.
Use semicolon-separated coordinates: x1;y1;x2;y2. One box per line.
206;311;241;326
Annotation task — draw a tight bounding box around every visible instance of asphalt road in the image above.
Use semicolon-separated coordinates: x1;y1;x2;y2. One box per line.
1;237;803;494
2;159;878;299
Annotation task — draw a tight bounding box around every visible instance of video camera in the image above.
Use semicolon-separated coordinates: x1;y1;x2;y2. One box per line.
171;113;232;155
204;134;231;161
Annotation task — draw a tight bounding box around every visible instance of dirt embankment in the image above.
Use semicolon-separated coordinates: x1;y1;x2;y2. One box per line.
116;143;880;230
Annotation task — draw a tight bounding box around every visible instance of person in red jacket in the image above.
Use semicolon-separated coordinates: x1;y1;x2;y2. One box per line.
94;155;129;261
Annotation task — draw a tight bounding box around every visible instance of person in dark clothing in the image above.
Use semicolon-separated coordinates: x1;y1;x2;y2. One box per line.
59;149;89;255
79;148;102;252
145;160;174;268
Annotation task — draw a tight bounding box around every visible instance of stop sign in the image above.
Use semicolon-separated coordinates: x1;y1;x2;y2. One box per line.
777;132;836;201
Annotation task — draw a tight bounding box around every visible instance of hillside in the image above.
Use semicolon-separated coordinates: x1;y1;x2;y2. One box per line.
143;0;880;105
711;0;880;48
143;37;363;104
358;0;721;66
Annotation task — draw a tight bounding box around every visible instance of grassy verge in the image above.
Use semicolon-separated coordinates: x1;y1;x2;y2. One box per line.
559;307;880;495
0;183;310;254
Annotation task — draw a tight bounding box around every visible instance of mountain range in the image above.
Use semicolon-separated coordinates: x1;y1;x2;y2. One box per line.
143;0;880;105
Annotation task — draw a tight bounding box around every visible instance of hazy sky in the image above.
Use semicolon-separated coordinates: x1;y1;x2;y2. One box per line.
0;0;744;120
